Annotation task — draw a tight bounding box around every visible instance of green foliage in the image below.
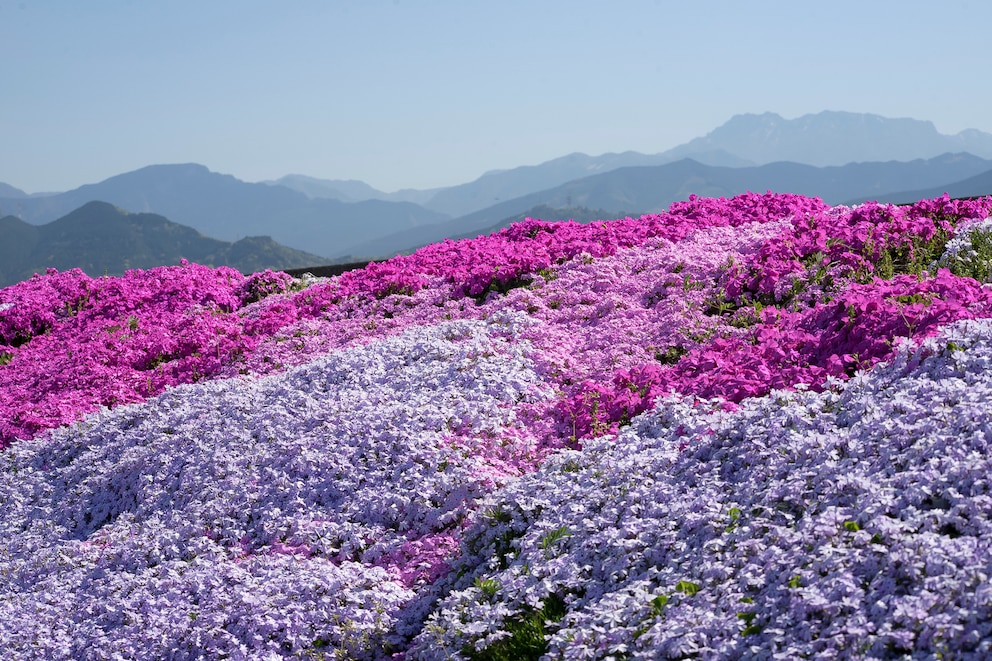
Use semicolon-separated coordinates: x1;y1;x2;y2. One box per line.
374;283;418;299
560;458;582;473
536;267;559;282
474;577;501;600
474;507;521;570
942;226;992;282
650;594;669;617
729;306;763;329
641;580;702;631
878;229;952;279
682;274;706;292
655;345;687;365
0;352;11;366
484;507;513;524
889;293;932;307
725;506;742;532
704;296;738;317
737;610;762;636
801;250;838;289
466;594;567;661
577;391;611;440
63;294;91;318
876;248;895;279
540;525;572;557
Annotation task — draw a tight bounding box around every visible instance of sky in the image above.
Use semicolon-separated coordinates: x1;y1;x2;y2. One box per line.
2;0;991;194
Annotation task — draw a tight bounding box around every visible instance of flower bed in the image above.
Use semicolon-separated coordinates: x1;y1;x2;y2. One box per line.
2;192;992;658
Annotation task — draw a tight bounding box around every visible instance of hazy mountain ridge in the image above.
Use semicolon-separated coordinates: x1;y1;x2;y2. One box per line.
260;111;992;218
668;111;992;166
267;153;749;216
0;164;450;259
265;174;441;206
0;183;27;199
0;201;327;288
344;154;992;259
3;111;992;272
413;149;753;218
847;167;992;205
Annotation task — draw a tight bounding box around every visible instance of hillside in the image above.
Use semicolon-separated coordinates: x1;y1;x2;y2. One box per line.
848;166;992;205
0;201;327;287
447;204;628;243
2;192;992;658
266;174;441;206
0;182;27;199
416;149;753;217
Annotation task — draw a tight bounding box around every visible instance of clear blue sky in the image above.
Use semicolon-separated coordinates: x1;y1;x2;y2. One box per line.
3;0;990;194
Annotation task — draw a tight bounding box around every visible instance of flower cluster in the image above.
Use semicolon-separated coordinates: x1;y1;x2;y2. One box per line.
409;319;992;659
0;316;549;658
934;216;992;283
0;262;292;446
3;191;992;658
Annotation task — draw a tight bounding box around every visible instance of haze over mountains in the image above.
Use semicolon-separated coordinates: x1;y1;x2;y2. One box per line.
345;152;992;259
3;110;992;283
268;111;992;217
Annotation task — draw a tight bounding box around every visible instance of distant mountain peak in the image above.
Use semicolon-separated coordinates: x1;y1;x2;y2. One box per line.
0;182;28;199
667;110;992;166
103;163;217;180
65;199;111;215
0;201;328;287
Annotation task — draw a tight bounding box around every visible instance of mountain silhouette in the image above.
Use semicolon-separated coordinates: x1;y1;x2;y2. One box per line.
0;164;450;258
0;201;327;288
665;111;992;166
263;112;992;218
344;153;992;258
845;167;992;205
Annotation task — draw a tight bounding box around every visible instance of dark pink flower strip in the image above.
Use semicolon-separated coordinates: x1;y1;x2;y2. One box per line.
562;268;992;439
0;264;293;446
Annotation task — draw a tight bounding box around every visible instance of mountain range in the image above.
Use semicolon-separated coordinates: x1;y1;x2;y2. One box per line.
266;111;992;216
846;167;992;205
0;202;325;288
341;153;992;258
2;110;992;279
0;164;448;260
664;111;992;166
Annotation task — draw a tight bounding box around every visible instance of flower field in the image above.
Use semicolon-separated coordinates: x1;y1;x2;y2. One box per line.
2;192;992;659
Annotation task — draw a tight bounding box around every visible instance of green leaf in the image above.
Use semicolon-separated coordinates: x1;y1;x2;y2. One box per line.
650;594;669;617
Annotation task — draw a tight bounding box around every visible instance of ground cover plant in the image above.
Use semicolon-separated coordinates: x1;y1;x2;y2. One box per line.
2;192;992;658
